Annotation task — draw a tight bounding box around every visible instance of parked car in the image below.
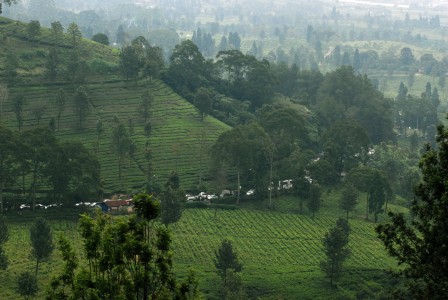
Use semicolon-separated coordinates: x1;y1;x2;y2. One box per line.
19;204;31;209
246;189;255;196
207;194;218;200
198;192;208;201
186;194;197;201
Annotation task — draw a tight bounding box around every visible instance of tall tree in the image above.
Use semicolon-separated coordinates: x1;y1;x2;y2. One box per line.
54;88;65;131
12;94;25;131
73;86;90;129
111;121;131;186
119;45;140;81
212;123;271;204
194;87;212;121
368;172;390;222
27;20;41;41
214;239;243;280
160;184;184;226
376;123;448;298
21;127;58;208
320;218;351;285
50;21;63;44
30;218;54;275
67;22;82;47
138;90;154;123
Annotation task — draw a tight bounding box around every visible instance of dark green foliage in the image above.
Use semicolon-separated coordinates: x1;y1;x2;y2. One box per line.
67;22;82;47
50;21;63;43
30;218;53;275
48;195;198;299
376;123;448;298
91;33;109;45
16;271;38;300
320;218;351;285
160;172;184;225
368;173;391;222
212;123;272;204
214;239;243;279
26;20;40;40
400;47;415;65
315;66;395;144
165;40;210;97
323;120;370;173
119;45;140;80
194;87;212;121
216;50;273;108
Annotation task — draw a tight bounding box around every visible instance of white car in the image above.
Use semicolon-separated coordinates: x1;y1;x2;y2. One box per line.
207;194;218;200
186;194;197;201
246;189;255;196
198;192;208;201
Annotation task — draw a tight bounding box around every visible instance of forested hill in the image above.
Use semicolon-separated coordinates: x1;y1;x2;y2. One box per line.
0;16;230;194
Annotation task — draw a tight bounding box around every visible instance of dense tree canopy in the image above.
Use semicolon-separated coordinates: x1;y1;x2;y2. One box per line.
377;123;448;298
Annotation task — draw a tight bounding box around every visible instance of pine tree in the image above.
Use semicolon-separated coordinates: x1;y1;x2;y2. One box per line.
320;218;351;285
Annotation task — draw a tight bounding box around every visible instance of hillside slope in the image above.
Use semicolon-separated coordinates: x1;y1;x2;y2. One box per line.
0;17;230;194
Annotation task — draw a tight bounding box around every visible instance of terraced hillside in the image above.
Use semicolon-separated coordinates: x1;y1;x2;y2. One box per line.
0;16;230;193
2;78;230;193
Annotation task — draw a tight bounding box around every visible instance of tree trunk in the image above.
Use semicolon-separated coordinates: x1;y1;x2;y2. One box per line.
35;259;39;275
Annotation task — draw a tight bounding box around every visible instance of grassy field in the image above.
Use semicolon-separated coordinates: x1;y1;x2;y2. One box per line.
0;191;400;299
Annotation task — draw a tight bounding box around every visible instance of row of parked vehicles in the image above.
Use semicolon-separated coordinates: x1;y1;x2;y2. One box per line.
186;179;297;202
19;203;62;210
